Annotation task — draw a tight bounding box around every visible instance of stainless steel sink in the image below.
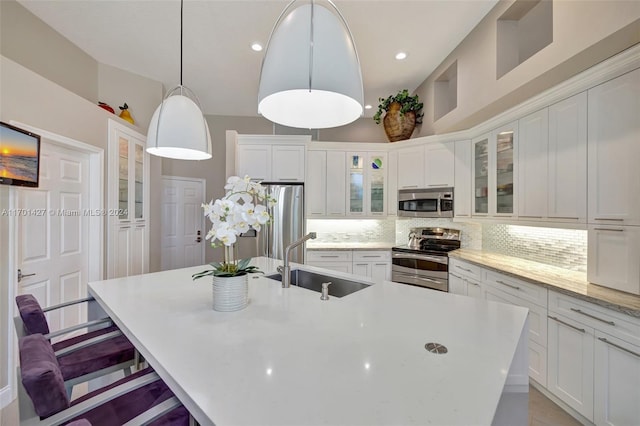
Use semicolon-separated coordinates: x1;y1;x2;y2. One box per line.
265;269;371;298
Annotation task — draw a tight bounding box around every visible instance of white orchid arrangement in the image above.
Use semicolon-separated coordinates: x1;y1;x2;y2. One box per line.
193;176;277;278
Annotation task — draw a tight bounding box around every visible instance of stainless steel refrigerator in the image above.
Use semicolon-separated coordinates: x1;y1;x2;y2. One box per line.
235;183;305;263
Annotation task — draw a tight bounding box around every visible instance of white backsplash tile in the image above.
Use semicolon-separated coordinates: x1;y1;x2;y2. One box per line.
482;224;587;272
306;219;396;243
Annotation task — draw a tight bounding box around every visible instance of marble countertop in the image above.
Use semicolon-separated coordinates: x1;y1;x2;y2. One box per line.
306;241;396;250
88;257;528;426
449;249;640;318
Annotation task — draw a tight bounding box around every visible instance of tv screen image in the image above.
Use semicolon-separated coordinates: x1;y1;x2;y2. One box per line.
0;122;41;188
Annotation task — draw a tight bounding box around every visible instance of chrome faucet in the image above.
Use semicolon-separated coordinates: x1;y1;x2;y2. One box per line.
278;232;317;288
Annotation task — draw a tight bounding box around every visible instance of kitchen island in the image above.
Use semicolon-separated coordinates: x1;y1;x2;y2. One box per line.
88;257;529;425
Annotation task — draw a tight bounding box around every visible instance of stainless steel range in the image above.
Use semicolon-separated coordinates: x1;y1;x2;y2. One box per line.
391;227;461;292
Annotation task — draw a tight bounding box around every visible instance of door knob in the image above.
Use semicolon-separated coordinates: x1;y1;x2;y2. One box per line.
17;269;36;283
196;237;202;243
197;230;201;235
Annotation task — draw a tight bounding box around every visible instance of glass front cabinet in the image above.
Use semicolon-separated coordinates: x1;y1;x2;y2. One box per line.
346;152;387;217
472;121;517;217
108;120;150;278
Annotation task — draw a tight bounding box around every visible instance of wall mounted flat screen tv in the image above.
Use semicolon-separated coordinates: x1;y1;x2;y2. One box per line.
0;122;41;188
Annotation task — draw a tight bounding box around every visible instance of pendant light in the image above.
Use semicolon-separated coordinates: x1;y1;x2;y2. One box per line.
147;0;212;160
258;0;364;129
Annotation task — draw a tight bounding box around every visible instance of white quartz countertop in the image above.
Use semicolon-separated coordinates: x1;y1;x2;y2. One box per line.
88;257;528;426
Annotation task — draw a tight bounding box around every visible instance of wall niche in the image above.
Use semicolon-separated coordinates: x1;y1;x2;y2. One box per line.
496;0;553;79
434;60;458;121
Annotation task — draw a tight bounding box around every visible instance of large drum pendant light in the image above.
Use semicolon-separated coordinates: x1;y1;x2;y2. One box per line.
147;0;212;160
258;0;364;129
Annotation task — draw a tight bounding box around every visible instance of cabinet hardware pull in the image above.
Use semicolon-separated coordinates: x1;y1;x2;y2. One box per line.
594;218;624;221
550;216;579;220
320;255;339;258
593;228;624;232
278;178;297;181
428;184;446;187
496;280;520;290
570;308;615;325
598;337;640;358
402;185;419;189
449;273;462;279
467;281;480;286
457;266;473;273
548;316;585;333
362;255;379;258
518;215;543;219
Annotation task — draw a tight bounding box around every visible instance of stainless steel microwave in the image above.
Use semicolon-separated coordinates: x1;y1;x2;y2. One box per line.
398;188;454;218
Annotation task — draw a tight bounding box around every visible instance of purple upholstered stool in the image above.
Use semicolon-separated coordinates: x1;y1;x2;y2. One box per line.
15;294;136;393
19;334;189;425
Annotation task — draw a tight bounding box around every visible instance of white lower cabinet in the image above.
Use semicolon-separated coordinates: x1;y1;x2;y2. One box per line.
307;250;391;281
547;312;595;421
306;250;352;274
594;331;640;426
548;290;640;425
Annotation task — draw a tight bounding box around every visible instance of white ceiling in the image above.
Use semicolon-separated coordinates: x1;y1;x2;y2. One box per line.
18;0;499;118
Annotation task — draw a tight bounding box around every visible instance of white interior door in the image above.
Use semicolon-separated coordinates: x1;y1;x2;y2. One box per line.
161;177;205;270
17;142;90;334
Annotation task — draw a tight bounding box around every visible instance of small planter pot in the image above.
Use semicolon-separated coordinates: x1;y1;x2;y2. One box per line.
211;274;248;312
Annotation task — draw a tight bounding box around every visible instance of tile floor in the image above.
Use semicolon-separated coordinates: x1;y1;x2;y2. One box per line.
529;385;582;426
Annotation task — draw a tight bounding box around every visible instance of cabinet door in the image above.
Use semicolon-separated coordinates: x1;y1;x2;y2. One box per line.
454;140;471;218
594;332;640;426
528;340;547;387
518;108;548;219
465;278;483;298
387;150;398;215
114;226;131;278
397;147;425;189
306;150;326;216
449;273;466;295
131;224;147;276
352;262;371;278
587;225;640;295
346;153;365;215
548;92;587;223
307;261;352;274
472;134;489;215
117;136;130;221
371;262;391;281
326;151;346;216
588;68;640;225
547;313;594;421
424;142;454;188
237;144;272;181
133;143;145;220
272;145;305;182
368;153;387;216
494;122;517;216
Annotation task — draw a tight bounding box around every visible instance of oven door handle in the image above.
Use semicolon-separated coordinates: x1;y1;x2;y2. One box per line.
392;271;447;286
392;252;448;264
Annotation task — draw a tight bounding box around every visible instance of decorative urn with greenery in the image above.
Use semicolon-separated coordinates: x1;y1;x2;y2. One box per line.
373;89;424;142
192;175;276;311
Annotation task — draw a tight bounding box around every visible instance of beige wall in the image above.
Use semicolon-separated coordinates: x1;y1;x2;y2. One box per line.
415;0;640;135
98;63;164;131
0;0;99;103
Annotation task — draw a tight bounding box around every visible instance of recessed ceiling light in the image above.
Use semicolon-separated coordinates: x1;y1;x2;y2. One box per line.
395;52;407;60
251;43;263;52
364;104;372;110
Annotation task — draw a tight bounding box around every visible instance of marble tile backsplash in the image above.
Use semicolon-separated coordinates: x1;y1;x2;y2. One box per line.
306;219;396;243
482;224;587;272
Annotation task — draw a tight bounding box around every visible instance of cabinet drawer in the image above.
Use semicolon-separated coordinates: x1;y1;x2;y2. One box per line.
353;250;390;262
449;259;483;281
549;291;640;347
306;250;352;262
485;271;547;307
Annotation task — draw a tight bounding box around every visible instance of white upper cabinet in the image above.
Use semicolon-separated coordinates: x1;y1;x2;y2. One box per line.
424;141;455;188
493;122;518;217
588;68;640;225
397;146;425;189
518;108;548;219
587;224;640;295
235;135;308;182
548;92;587;223
236;144;272;181
472;133;490;216
346;152;387;217
454;140;471;218
387;150;398;216
306;150;327;216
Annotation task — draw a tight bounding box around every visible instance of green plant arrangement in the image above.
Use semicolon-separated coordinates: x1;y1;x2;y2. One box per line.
373;89;424;125
192;258;262;279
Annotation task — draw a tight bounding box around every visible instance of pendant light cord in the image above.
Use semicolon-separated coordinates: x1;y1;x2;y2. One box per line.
180;0;184;86
308;0;314;92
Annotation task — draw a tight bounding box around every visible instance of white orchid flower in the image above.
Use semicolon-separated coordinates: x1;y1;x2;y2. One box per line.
254;204;270;224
